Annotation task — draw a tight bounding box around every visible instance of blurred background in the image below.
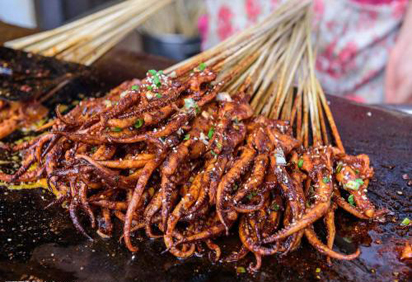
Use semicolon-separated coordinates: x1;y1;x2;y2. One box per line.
0;0;113;29
0;0;204;60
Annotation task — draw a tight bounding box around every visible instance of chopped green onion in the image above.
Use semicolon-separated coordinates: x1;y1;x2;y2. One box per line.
400;217;410;226
158;70;164;75
236;266;246;274
233;117;239;124
184;134;190;140
348;195;355;206
184;98;196;110
306;201;311;208
147;85;153;90
355;169;360;174
345;180;360;190
131;85;139;90
112;127;122;132
216;142;222;149
208;127;215;139
91;146;97;153
247;191;257;200
198;63;206;71
233;184;238;191
211;150;218;157
271;203;280;211
355;178;364;186
298;158;304;168
155;93;162;98
103;100;112;107
153;76;161;87
336;163;343;173
134;119;144;129
148;69;157;75
323;177;330;183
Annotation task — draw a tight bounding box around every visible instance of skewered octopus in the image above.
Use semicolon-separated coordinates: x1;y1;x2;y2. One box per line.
0;65;385;272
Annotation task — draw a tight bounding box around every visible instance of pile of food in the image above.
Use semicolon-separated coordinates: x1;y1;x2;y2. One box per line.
0;65;384;271
0;99;48;139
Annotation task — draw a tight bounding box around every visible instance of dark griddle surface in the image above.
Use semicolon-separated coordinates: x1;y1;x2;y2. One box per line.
0;46;411;282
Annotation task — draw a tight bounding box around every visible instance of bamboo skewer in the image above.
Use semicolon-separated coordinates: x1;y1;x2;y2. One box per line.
201;0;345;150
4;0;134;49
4;0;173;65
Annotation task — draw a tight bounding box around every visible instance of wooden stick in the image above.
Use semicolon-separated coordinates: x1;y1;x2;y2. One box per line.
4;0;138;49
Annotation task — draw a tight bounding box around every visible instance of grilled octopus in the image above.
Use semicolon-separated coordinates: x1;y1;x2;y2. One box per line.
0;64;384;273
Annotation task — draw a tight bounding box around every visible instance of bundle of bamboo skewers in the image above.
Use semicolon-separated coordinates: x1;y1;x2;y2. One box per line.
4;0;173;65
166;0;344;152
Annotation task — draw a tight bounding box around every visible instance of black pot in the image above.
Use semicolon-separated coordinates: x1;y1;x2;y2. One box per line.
141;32;201;61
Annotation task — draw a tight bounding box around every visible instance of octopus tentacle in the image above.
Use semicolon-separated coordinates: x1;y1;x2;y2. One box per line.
164;172;203;257
124;157;164;252
264;147;334;243
333;191;369;220
224;245;249;262
216;146;256;233
79;182;96;228
69;200;93;241
205;239;221;262
304;227;360;260
324;203;337;264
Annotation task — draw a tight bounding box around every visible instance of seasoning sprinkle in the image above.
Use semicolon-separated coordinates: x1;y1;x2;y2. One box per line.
208;127;215;139
323;177;330;183
247;191;257;200
345;180;360;190
355;178;364;186
400;217;410;226
336;163;343;173
348;195;355;206
271;203;280;211
198;63;206;71
184;98;197;110
236;266;246;274
153;76;161;87
298;158;304;168
134;119;144;129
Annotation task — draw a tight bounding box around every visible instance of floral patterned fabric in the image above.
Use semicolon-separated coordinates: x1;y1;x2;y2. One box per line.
200;0;409;103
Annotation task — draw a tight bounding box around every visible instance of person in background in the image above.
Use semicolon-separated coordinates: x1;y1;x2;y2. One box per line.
198;0;411;104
